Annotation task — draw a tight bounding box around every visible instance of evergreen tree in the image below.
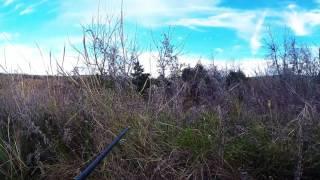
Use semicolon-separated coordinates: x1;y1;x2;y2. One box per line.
226;70;247;86
131;60;150;94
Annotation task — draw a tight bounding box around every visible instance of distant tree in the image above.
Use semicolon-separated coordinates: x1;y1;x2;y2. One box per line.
131;60;150;94
157;32;179;79
81;13;137;83
226;70;247;86
182;66;193;82
182;64;209;83
265;31;320;77
207;63;223;82
181;63;213;108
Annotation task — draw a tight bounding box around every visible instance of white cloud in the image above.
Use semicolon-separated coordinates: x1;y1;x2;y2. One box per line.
287;3;297;10
38;0;320;42
0;44;49;74
172;9;257;35
121;0;220;26
48;0;320;52
53;0;220;27
3;0;13;6
138;51;158;76
284;6;320;36
18;0;48;15
214;48;224;54
14;3;23;10
250;11;266;55
19;6;33;15
226;58;269;76
171;9;267;55
0;43;78;75
304;11;320;26
285;11;308;36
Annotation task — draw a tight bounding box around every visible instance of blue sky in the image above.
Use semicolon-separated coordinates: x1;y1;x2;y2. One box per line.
0;0;319;75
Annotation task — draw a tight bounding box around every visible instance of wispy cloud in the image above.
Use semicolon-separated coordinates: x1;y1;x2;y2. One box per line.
53;0;220;27
171;8;266;54
283;4;320;36
3;0;14;6
214;48;224;54
19;6;33;15
18;0;48;15
51;0;320;39
171;9;260;36
14;3;23;10
250;11;266;55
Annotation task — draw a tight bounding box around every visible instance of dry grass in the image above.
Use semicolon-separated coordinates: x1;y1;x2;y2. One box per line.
0;71;319;179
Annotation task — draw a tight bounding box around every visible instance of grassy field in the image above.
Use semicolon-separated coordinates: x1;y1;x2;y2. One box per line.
0;68;320;179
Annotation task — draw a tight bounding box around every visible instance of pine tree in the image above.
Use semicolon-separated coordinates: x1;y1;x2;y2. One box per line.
131;61;150;93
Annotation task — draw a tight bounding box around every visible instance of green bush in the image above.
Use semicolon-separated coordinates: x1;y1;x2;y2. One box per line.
225;122;296;179
176;128;211;154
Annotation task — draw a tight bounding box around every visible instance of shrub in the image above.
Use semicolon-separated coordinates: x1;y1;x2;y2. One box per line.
226;70;247;86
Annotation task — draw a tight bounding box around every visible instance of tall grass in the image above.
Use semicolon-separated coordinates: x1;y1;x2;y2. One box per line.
0;70;319;179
